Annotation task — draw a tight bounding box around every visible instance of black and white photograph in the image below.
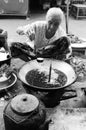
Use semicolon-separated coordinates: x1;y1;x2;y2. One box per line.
0;0;86;130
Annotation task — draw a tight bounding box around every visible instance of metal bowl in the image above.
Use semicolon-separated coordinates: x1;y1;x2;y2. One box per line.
0;73;17;91
18;58;77;92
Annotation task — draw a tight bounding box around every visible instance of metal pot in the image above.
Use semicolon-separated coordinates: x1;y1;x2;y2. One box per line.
18;58;77;92
3;94;49;130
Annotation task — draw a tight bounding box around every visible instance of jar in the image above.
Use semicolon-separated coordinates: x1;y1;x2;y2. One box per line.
3;93;48;130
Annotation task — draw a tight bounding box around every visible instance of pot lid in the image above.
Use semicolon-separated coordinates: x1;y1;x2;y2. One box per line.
11;94;39;115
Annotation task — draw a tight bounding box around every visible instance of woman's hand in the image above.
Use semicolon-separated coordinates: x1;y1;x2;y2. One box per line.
26;28;35;41
17;26;35;41
16;26;25;35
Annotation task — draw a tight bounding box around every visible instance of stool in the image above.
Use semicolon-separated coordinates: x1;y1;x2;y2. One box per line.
71;4;86;19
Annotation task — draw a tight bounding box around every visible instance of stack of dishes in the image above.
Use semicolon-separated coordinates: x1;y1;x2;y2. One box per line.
0;48;17;91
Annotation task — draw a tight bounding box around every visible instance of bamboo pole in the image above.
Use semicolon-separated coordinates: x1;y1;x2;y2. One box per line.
65;0;70;34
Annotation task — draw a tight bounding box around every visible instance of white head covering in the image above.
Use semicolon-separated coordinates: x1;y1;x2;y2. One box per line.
46;7;64;25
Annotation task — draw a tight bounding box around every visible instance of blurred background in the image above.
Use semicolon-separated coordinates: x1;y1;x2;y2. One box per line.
0;0;86;43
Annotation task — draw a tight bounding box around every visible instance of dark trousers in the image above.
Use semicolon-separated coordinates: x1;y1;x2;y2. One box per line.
37;36;71;60
10;36;71;61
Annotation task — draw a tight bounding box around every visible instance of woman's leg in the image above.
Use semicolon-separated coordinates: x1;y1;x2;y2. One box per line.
10;42;36;61
37;36;71;60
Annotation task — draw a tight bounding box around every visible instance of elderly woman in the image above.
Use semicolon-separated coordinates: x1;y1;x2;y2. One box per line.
12;7;72;60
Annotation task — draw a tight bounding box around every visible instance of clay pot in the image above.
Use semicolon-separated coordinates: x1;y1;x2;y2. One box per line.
3;93;49;130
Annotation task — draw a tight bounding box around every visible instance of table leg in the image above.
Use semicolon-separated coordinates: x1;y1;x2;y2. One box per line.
76;7;79;19
85;49;86;55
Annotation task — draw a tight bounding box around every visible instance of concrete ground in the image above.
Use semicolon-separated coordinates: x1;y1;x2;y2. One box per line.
0;11;86;44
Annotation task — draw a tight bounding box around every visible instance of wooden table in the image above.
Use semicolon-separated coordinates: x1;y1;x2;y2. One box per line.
71;37;86;55
71;42;86;55
71;4;86;19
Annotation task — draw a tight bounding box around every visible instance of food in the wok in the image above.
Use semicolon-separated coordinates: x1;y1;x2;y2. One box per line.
25;68;67;88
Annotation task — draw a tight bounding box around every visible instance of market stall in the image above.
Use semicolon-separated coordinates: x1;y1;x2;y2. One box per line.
0;0;29;17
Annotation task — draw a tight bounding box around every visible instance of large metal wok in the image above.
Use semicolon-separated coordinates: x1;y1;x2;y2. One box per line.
18;58;77;92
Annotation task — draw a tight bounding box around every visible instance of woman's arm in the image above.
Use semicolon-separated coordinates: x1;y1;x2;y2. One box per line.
16;23;36;41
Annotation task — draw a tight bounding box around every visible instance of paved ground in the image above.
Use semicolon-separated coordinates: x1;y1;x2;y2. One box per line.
0;11;86;44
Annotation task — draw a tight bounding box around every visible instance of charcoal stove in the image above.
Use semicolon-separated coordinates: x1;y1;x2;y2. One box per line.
3;93;49;130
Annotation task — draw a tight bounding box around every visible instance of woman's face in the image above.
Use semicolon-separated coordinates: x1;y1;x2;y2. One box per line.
46;17;60;33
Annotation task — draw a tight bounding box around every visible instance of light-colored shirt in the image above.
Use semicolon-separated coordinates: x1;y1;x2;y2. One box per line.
22;21;66;50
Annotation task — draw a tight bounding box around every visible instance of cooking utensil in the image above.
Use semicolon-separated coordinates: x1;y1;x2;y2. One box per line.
0;73;17;91
48;61;52;83
18;58;77;92
3;93;47;130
